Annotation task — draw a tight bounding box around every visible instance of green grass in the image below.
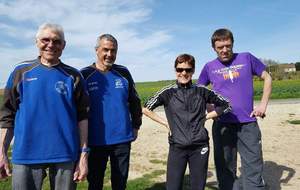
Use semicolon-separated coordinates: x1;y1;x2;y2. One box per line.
0;162;216;190
253;79;300;100
0;173;216;190
0;79;299;106
136;80;175;105
149;159;167;165
0;150;216;189
287;120;300;125
136;79;300;104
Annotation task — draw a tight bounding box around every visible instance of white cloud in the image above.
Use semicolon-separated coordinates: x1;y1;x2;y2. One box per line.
120;30;172;54
0;0;173;87
0;45;37;87
2;0;300;89
0;22;35;39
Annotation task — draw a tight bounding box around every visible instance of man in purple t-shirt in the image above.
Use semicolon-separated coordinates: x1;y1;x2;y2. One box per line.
198;28;272;190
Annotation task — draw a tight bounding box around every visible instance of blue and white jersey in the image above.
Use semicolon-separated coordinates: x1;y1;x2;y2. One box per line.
81;64;142;146
0;57;89;164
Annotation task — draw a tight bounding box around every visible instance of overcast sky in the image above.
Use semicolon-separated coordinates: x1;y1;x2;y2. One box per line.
1;0;300;87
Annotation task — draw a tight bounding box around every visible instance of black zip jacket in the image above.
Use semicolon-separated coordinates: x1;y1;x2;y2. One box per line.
144;81;231;147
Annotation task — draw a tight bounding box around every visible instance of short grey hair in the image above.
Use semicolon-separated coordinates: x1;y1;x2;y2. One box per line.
35;23;65;41
95;34;118;50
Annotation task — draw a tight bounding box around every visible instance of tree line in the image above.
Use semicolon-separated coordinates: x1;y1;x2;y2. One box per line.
260;58;300;80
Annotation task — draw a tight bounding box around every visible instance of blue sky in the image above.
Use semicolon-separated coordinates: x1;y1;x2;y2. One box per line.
1;0;300;87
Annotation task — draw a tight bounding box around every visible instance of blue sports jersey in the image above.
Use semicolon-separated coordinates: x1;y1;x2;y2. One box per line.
0;58;89;164
81;64;142;146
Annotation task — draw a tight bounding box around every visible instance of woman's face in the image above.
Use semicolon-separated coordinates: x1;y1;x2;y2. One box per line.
175;62;194;84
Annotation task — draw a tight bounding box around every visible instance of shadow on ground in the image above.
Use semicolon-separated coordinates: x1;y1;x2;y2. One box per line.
132;160;296;190
232;161;296;190
263;160;295;190
234;160;296;190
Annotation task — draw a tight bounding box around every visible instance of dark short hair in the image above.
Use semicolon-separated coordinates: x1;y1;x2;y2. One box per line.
95;34;118;50
211;28;234;48
174;54;195;69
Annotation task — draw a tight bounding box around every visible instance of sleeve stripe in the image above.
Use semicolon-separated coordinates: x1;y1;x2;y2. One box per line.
197;84;230;102
145;84;176;109
196;84;232;113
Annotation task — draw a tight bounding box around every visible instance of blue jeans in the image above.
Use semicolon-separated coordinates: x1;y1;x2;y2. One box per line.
88;142;131;190
212;121;265;190
12;162;75;190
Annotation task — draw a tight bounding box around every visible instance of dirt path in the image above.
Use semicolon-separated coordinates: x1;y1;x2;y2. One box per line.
130;100;300;190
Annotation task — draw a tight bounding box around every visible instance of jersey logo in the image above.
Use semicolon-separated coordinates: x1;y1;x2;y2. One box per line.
115;79;124;88
88;81;99;91
201;147;209;155
25;77;38;81
55;81;69;95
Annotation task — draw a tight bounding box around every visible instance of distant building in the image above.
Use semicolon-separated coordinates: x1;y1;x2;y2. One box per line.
279;63;296;73
266;63;296;75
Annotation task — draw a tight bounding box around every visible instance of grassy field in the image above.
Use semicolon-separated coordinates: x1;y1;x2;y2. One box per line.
135;80;175;105
253;79;300;99
0;79;300;106
137;79;300;105
0;162;214;190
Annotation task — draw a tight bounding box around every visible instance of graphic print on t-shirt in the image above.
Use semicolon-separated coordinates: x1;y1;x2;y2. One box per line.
212;64;245;83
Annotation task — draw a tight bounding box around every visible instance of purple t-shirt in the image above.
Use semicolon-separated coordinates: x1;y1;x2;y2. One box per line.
197;52;266;123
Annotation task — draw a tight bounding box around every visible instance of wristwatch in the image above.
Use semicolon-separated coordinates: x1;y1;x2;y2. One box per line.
81;147;91;153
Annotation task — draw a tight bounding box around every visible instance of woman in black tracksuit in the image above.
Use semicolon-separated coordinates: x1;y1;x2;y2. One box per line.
143;54;231;190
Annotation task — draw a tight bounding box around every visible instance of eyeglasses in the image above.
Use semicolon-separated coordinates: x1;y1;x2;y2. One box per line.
39;38;63;46
175;68;193;73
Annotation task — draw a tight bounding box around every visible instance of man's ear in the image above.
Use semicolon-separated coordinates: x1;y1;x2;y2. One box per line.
212;44;216;52
35;38;39;46
62;40;66;49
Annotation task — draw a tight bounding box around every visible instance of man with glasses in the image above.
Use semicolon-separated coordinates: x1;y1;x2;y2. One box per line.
0;23;89;190
143;54;231;190
198;28;272;190
81;34;142;190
